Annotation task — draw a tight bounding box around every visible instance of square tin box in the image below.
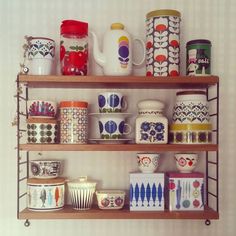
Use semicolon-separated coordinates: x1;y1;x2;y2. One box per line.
129;172;164;211
166;172;204;211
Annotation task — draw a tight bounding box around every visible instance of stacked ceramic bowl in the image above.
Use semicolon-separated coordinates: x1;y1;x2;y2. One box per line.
26;100;58;144
169;91;212;144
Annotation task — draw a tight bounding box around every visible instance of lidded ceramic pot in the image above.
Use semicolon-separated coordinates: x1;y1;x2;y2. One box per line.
60;101;88;144
170;90;212;144
27;177;65;211
135;100;168;144
67;176;96;210
146;9;181;76
27;118;58;144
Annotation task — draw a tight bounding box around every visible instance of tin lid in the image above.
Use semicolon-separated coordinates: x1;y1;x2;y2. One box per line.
146;9;181;19
60;101;88;108
27;177;65;185
138;99;165;111
27;118;57;124
30;37;55;42
186;39;211;46
111;23;125;30
61;20;88;36
67;176;96;188
166;172;204;178
176;90;206;96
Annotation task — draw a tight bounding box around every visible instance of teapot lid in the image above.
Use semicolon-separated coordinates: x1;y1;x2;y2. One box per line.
138;99;165;110
111;23;125;30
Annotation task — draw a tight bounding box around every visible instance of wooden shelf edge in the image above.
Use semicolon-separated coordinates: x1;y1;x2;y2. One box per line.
19;144;218;152
19;205;219;220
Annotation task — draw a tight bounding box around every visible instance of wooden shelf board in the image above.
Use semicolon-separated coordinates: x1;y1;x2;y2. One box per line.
19;205;219;220
19;143;218;152
18;75;219;89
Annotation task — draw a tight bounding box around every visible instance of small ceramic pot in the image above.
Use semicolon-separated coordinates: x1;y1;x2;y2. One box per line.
172;91;210;124
96;190;125;210
175;153;198;173
98;92;128;113
137;153;160;173
27;177;65;211
30;160;62;179
27;100;57;118
67;176;96;210
27;118;58;144
169;123;212;144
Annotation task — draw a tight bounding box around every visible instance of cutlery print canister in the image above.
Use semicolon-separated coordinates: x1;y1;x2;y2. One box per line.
146;9;181;76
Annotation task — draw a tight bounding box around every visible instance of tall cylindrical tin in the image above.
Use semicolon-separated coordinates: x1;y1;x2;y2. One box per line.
59;101;88;144
146;9;181;76
186;39;211;76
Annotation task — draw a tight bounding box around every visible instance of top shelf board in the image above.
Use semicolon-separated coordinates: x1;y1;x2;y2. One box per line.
18;75;219;89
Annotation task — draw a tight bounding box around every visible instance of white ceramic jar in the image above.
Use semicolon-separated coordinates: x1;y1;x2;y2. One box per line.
135;100;168;144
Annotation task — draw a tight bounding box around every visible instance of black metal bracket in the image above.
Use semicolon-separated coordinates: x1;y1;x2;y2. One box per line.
205;219;211;226
24;219;30;227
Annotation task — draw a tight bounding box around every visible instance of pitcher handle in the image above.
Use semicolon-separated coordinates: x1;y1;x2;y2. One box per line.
132;38;146;66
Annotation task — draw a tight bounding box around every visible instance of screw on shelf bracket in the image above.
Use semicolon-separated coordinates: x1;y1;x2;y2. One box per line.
205;219;211;226
24;219;30;227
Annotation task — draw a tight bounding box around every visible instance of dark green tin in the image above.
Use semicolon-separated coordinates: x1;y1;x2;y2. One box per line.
186;39;211;76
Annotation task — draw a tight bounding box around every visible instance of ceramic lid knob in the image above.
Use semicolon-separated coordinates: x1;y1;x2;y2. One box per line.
137;99;165;111
110;23;125;30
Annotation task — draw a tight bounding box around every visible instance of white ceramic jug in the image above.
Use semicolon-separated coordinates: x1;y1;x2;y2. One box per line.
91;23;145;76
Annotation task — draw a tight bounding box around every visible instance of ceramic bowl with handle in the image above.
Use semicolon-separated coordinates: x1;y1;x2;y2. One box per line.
27;100;57;118
30;160;62;179
174;153;198;173
96;190;125;210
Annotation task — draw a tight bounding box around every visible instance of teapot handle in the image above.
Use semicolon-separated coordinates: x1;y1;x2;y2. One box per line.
132;38;146;66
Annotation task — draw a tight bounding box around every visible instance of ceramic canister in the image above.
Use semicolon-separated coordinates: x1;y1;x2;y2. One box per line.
186;39;211;76
146;9;181;76
27;118;58;144
60;101;88;144
135;100;168;144
27;177;65;211
172;90;210;124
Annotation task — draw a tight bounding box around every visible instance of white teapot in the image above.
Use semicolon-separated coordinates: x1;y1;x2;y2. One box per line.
90;23;145;76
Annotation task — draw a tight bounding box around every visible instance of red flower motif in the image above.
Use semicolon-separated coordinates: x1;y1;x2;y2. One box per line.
155;55;167;63
178;157;187;167
146;41;153;49
155;24;167;32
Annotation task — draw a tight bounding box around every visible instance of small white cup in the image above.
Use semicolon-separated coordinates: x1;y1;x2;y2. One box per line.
137;153;160;173
98;116;131;139
26;37;55;75
98;92;128;113
175;153;198;173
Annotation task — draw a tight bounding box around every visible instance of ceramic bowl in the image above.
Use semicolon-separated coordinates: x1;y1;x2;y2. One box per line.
67;176;96;210
27;118;58;144
27;100;57;118
137;153;160;173
96;190;125;210
27;177;65;211
174;153;198;173
169;123;212;144
30;160;62;179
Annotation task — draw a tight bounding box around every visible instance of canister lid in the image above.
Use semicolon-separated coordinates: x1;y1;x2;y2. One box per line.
30;37;55;42
111;23;125;30
60;101;88;108
146;9;181;19
176;90;206;96
27;118;57;124
61;20;88;36
67;176;96;188
27;177;65;185
186;39;211;46
138;99;165;111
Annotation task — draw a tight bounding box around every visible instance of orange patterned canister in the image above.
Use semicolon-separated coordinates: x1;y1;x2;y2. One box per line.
59;101;88;144
146;9;181;76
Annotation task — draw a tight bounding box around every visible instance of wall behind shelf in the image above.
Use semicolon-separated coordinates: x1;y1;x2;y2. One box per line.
0;0;235;235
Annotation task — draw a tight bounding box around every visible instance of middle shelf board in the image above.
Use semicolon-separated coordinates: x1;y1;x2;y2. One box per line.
19;144;218;152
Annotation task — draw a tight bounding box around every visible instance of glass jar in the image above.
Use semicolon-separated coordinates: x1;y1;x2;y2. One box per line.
59;101;88;144
60;20;88;75
135;100;168;144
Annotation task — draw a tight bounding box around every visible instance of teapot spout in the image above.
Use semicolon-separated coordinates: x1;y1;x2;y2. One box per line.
90;31;106;67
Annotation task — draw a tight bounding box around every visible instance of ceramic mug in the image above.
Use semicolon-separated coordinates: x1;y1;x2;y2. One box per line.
174;153;198;173
137;153;160;173
98;92;127;113
98;116;131;139
25;37;55;75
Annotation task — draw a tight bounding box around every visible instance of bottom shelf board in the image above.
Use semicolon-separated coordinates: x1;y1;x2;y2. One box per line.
19;205;219;220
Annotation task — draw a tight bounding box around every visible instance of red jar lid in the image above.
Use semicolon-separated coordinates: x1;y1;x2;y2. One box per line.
61;20;88;36
60;101;88;108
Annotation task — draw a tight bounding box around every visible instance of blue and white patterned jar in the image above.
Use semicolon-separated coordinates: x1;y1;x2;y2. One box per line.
135;100;168;144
